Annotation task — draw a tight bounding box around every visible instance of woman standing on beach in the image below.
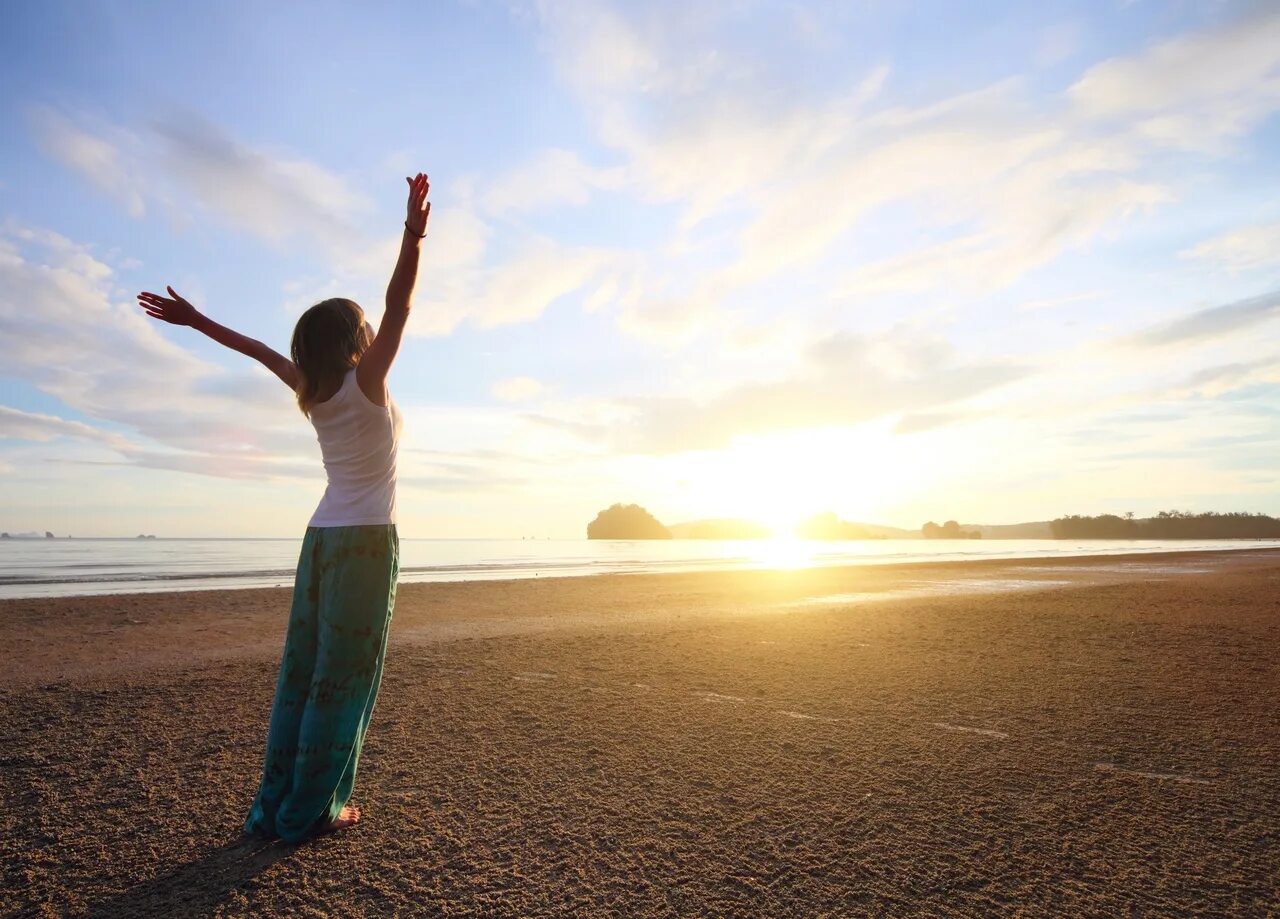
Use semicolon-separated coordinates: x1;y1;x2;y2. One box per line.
137;172;431;842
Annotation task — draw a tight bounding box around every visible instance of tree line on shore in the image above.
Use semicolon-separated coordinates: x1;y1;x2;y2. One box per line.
1050;511;1280;539
921;521;982;539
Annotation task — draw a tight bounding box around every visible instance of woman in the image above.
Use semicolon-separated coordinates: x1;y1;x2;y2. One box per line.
137;172;431;841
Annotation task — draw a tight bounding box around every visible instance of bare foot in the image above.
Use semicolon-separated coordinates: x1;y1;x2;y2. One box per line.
317;804;361;836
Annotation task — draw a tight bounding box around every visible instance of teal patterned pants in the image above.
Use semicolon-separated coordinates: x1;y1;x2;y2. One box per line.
244;524;399;842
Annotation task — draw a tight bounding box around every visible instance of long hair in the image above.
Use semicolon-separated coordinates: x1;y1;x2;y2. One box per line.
290;298;372;416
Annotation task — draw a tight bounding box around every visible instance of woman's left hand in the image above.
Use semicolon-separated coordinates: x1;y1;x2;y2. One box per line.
405;172;431;237
138;286;201;326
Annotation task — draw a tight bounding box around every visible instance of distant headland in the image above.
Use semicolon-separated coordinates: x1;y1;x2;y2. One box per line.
585;505;1280;541
0;532;155;539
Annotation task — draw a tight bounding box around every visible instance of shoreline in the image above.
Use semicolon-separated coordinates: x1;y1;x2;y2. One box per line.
4;546;1279;687
4;540;1279;602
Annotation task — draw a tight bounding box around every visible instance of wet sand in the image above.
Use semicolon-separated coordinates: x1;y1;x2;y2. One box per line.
3;549;1279;916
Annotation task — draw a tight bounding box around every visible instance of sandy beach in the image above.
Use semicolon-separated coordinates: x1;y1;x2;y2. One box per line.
3;549;1279;916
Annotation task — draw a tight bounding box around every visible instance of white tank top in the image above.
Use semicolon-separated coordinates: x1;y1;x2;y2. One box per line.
306;367;403;527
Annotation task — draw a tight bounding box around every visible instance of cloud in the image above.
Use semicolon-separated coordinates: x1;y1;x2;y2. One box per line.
491;376;545;402
1067;8;1280;150
1036;22;1082;68
1181;222;1280;272
0;405;132;449
614;291;721;348
51;450;320;482
1015;290;1104;313
35;105;618;338
531;328;1027;453
411;234;616;336
479;148;627;215
29;108;147;218
893;411;967;435
1178;357;1280;395
835;177;1167;300
399;472;528;493
150;111;371;248
532;0;877;227
1128;289;1280;348
28;106;371;256
0;223;318;479
525;3;1280;354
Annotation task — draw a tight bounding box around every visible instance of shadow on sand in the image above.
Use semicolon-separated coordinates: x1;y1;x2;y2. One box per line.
82;834;297;918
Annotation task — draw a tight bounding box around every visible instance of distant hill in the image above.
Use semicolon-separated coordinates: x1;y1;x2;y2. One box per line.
589;504;1190;543
965;521;1054;539
667;515;919;540
586;503;672;540
668;518;773;539
798;512;918;540
842;521;919;539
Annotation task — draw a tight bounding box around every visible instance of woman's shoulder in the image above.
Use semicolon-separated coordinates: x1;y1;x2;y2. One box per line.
353;363;392;409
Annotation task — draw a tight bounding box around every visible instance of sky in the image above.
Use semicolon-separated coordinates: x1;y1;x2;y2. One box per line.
1;0;1278;538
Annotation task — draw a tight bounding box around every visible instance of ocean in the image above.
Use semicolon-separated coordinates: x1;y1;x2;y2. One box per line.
1;536;1275;600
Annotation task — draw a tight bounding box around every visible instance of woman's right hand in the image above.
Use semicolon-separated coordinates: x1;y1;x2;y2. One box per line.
405;172;431;237
138;286;202;326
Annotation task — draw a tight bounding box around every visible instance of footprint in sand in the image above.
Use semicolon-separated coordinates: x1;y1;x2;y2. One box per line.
696;691;747;704
776;710;845;723
930;721;1009;739
511;671;556;683
1094;762;1214;785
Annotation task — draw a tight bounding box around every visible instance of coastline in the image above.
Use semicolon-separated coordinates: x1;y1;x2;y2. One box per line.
4;548;1278;915
3;537;1277;600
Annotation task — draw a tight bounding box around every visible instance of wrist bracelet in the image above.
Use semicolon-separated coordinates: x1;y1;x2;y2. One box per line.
404;221;426;239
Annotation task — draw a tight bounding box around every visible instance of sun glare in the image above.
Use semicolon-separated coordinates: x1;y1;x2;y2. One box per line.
749;536;818;570
668;423;913;535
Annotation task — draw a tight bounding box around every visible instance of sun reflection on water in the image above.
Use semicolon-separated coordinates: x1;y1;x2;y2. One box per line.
747;537;819;570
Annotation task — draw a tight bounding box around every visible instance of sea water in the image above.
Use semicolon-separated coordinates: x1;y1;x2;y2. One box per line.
1;536;1275;599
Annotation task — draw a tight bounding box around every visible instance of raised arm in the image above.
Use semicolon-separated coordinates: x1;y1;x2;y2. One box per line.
357;172;430;405
137;286;300;390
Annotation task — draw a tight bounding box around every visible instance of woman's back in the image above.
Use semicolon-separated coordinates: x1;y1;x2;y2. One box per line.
307;367;403;527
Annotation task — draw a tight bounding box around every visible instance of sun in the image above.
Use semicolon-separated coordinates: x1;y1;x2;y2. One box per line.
658;420;927;546
758;507;805;539
748;534;818;569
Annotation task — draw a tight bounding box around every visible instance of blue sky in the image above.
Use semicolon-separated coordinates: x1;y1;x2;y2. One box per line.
1;0;1278;537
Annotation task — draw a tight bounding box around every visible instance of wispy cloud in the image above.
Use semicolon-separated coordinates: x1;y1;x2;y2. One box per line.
479;148;627;215
29;108;147;218
412;234;617;336
1128;289;1280;348
29;106;371;254
32;104;639;340
1181;222;1280;272
534;328;1027;453
1178;357;1280;395
491;376;545;402
1066;8;1280;151
0;223;317;476
529;3;1280;357
893;411;969;435
0;405;132;449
